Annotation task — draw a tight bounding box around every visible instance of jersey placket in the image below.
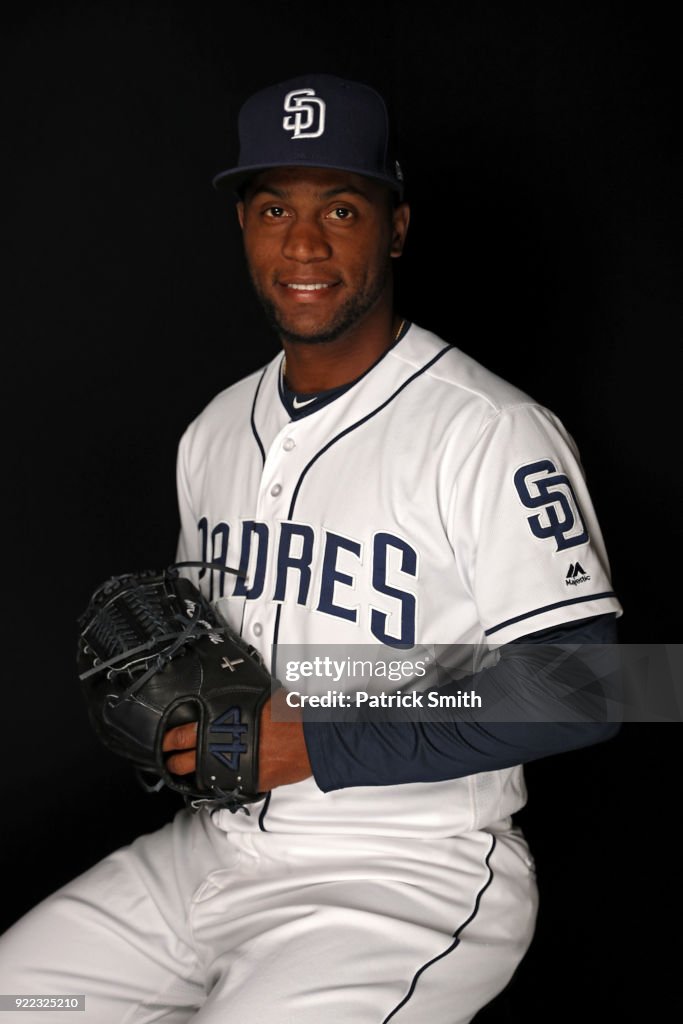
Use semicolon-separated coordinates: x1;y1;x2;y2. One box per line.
240;420;311;665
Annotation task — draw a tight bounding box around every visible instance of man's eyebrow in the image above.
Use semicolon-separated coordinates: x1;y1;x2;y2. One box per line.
320;185;372;201
247;185;288;199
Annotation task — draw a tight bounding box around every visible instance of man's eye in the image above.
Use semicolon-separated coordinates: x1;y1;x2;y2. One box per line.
265;206;286;218
328;207;353;220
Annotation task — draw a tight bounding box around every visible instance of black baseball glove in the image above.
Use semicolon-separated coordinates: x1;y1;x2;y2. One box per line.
77;565;277;812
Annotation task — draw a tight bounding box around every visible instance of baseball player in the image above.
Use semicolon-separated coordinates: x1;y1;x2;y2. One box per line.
0;74;622;1023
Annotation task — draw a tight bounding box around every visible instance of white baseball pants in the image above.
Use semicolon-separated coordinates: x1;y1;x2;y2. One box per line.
0;809;537;1023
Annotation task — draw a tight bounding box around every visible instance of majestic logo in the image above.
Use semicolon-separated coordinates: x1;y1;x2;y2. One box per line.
514;460;589;551
208;707;248;771
283;88;326;139
566;562;591;586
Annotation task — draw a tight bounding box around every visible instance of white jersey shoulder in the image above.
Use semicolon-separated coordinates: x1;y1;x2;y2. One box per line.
388;323;536;411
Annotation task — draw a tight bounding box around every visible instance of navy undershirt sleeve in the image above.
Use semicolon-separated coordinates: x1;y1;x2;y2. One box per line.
303;614;620;792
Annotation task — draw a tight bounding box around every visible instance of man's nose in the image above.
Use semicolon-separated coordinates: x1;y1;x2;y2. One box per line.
282;218;332;262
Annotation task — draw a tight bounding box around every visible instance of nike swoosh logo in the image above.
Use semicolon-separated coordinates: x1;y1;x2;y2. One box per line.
292;396;317;408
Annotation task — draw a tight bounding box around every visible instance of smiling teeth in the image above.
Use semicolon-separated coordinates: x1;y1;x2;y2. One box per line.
286;283;331;290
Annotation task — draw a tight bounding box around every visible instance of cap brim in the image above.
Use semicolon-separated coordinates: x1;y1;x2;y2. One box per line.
212;162;404;197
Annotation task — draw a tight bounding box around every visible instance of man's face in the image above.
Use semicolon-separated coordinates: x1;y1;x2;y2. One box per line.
237;167;409;345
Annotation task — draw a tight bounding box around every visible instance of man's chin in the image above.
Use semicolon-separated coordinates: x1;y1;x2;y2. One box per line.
279;326;346;346
255;284;388;347
270;311;352;346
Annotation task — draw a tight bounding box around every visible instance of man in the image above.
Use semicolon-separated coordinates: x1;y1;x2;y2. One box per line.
0;73;621;1022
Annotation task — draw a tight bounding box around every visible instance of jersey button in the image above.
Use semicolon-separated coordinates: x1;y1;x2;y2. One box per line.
253;622;263;637
282;437;296;451
270;484;282;497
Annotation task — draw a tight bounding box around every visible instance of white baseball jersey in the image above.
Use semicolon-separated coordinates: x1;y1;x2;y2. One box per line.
176;322;622;838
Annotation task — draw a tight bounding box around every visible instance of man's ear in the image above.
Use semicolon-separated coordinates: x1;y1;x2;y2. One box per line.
390;202;410;257
236;201;245;229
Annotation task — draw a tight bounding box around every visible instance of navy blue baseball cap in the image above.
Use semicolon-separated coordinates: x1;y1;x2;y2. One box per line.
212;73;404;198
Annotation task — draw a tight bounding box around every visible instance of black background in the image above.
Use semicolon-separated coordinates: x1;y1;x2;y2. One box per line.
2;2;681;1019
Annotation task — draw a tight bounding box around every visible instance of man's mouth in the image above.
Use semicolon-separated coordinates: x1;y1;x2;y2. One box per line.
276;275;341;292
285;283;333;291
